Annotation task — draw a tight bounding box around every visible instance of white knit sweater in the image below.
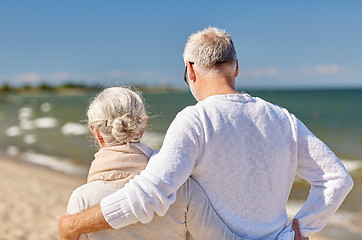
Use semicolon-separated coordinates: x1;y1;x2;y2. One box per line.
101;93;353;240
67;143;242;240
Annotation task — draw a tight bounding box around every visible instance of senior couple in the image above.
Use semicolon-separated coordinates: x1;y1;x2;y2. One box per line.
59;27;353;240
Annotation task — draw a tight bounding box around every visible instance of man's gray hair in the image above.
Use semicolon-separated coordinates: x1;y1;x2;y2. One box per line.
183;27;237;69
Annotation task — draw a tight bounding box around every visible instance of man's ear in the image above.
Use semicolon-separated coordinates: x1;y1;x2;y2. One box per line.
235;59;239;78
187;62;196;82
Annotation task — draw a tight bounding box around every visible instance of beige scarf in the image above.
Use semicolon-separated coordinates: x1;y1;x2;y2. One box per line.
87;143;153;184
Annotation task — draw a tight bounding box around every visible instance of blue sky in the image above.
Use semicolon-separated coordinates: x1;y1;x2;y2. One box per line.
1;0;362;89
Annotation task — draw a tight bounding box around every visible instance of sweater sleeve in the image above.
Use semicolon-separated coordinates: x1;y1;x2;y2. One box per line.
101;108;203;229
278;118;353;239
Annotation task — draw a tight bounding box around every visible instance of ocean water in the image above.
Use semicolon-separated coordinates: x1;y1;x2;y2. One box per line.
0;89;361;212
1;89;361;164
0;91;198;164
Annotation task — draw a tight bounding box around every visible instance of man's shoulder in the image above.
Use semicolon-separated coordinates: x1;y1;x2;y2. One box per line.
253;95;295;116
174;105;202;122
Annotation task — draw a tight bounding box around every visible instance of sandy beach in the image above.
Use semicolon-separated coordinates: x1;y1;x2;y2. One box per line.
0;155;85;240
0;153;360;240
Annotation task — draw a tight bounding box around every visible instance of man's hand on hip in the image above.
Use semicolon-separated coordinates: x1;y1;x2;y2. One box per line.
292;219;309;240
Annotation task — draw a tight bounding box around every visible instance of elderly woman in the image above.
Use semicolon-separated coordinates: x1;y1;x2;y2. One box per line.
66;87;243;240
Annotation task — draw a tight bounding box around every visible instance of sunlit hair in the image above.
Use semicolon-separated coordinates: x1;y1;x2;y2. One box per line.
87;87;147;146
183;27;237;70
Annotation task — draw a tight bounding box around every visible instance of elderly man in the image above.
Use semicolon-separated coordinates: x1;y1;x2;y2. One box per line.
59;27;353;240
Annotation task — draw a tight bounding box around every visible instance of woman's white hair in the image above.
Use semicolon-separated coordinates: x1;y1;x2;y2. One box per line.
183;27;237;69
87;87;147;146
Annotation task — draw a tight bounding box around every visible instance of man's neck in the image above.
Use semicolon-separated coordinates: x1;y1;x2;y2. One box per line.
197;76;238;101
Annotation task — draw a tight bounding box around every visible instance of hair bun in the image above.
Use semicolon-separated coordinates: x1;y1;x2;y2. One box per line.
111;113;145;143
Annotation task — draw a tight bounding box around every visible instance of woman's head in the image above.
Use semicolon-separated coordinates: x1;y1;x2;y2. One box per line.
87;87;147;147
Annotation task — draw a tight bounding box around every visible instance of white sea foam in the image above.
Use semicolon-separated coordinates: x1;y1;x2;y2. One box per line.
141;131;165;150
61;122;89;136
40;102;52;112
23;134;37;144
18;107;33;119
17;117;58;130
33;117;58;128
23;151;88;176
5;126;22;137
6;146;20;156
19;119;35;130
341;159;362;172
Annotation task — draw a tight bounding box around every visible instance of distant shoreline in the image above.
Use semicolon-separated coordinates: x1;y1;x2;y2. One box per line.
0;84;186;95
2;83;362;95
